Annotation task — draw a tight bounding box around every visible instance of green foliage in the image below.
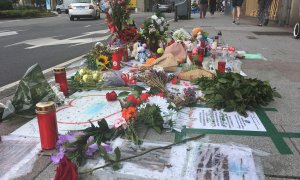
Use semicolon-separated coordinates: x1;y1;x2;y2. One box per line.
194;72;281;116
141;13;169;49
0;0;13;10
0;9;55;18
84;43;111;70
138;104;164;133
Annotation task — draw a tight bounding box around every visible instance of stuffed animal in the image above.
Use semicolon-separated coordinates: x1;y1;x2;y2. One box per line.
135;43;150;63
131;42;139;58
196;32;203;48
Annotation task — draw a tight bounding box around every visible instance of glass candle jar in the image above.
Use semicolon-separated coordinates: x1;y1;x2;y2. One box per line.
36;101;58;150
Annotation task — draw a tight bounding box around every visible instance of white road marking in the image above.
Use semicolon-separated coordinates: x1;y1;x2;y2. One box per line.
0;55;85;92
5;29;111;49
0;20;21;24
85;25;91;27
0;31;18;37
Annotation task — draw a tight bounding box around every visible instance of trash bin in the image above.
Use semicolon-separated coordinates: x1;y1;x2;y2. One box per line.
175;0;191;20
224;0;232;15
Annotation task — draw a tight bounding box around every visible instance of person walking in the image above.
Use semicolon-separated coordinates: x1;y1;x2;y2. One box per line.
209;0;217;15
232;0;244;25
257;0;273;26
199;0;208;18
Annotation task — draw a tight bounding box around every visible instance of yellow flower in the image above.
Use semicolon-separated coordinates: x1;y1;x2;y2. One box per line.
96;55;109;66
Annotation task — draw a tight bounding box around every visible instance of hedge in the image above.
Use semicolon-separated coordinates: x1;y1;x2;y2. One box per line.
0;9;56;18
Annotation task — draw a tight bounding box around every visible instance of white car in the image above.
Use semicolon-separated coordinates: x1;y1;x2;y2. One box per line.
68;0;100;21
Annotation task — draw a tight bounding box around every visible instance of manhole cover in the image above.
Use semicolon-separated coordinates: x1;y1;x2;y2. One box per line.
252;31;292;36
246;35;258;39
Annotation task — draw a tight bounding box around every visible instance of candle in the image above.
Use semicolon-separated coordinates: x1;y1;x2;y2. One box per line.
112;48;122;70
218;61;226;73
54;67;68;96
36;101;58;150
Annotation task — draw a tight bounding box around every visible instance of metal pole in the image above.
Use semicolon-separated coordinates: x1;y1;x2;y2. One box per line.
175;4;178;22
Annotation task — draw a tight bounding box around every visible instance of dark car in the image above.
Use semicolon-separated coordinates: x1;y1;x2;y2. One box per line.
152;3;173;13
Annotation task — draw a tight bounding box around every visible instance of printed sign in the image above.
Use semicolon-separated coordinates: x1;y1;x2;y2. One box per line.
182;108;266;132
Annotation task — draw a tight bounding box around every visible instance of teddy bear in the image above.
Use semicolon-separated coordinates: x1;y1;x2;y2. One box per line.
135;43;150;63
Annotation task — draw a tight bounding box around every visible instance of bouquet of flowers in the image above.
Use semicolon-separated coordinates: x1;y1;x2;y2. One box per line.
141;13;169;52
85;42;112;70
172;28;192;42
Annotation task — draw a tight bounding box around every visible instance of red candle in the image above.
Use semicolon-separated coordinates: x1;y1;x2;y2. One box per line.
218;61;226;73
112;49;122;70
198;48;204;64
200;40;205;48
54;67;68;96
121;46;129;62
36;101;58;150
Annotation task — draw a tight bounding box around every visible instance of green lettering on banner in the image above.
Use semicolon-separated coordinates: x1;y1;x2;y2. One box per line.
175;107;300;155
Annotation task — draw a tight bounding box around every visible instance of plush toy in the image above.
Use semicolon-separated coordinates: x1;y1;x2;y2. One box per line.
101;0;111;14
131;42;139;58
135;43;150;63
196;32;203;48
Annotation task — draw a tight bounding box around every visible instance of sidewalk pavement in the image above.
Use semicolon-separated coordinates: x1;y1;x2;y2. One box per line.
1;12;300;179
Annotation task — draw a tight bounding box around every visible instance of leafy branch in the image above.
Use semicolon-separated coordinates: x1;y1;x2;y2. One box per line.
80;134;205;175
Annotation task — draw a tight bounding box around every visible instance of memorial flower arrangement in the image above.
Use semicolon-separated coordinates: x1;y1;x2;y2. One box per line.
172;28;192;42
141;13;169;52
85;42;112;70
50;120;122;179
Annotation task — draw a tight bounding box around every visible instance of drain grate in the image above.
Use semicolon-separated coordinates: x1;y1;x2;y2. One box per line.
252;31;292;36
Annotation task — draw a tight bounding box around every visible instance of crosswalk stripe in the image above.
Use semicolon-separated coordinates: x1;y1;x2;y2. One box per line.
0;31;18;37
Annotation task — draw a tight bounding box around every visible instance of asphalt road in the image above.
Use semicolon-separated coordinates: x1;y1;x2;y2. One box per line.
0;12;174;87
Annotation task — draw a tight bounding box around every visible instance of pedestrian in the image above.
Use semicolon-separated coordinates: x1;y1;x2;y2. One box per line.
232;0;244;25
209;0;217;15
257;0;273;26
198;0;208;18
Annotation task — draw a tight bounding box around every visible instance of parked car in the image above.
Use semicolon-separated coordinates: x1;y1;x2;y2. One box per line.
68;0;100;21
152;3;173;13
56;0;73;14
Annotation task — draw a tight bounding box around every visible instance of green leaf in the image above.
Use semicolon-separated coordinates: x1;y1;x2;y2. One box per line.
118;91;130;98
112;162;121;170
273;91;282;98
234;90;242;99
214;94;223;101
218;78;228;83
114;147;121;161
149;87;161;95
108;154;116;162
133;85;146;95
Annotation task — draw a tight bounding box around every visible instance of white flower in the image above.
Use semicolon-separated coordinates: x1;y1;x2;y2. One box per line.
160;17;165;22
95;42;103;47
156;19;162;25
148;96;169;113
151;15;158;20
172;28;191;41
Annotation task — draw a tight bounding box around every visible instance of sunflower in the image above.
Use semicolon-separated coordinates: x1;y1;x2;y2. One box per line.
96;54;109;70
96;54;109;65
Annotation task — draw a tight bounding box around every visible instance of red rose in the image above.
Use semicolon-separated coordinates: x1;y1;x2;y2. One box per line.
126;94;138;106
140;93;150;102
171;77;179;85
54;156;77;180
106;91;117;101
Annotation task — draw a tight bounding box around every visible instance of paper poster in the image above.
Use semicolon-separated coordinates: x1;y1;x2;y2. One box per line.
80;139;189;179
182;108;266;132
11;90;122;138
185;143;261;180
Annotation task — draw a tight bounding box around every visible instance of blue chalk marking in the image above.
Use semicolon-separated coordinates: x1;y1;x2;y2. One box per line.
83;102;106;115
